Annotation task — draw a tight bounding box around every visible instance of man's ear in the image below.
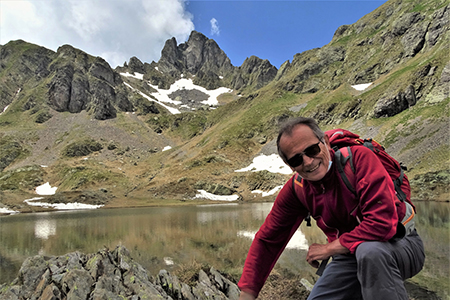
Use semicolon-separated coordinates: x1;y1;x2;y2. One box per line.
324;134;331;148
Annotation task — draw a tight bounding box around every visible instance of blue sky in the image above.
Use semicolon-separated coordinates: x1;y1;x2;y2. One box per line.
187;1;387;67
1;0;387;69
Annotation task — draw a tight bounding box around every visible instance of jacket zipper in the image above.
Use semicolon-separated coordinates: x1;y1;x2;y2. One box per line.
316;215;340;239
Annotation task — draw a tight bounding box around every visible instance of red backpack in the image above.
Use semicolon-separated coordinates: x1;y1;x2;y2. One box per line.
296;129;415;238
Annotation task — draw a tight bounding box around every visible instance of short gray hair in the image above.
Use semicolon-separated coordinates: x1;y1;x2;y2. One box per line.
276;117;325;163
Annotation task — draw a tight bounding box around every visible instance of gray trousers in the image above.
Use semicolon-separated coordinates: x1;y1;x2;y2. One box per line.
307;230;425;300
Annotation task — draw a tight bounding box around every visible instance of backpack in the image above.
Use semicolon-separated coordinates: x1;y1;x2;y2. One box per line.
295;128;415;239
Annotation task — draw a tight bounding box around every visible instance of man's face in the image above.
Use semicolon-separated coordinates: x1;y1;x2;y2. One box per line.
279;124;331;181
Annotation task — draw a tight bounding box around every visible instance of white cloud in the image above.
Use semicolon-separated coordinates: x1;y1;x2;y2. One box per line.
65;0;112;40
210;17;220;36
0;0;194;68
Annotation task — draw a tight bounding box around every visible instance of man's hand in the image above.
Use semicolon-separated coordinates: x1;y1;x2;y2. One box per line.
239;290;256;300
306;239;349;268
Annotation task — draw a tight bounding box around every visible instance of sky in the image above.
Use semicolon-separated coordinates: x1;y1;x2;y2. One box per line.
1;0;387;69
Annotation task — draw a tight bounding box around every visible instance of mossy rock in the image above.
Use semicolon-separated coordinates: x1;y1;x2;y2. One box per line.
35;111;53;123
194;181;235;195
246;170;286;191
0;136;29;171
0;165;44;191
63;139;103;157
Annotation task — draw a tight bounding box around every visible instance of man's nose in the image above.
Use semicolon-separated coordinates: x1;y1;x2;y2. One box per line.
302;155;314;165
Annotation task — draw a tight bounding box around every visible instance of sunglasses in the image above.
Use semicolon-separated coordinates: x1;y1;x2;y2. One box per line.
286;142;322;168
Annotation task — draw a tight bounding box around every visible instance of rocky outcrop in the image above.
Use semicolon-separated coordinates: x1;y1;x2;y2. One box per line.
0;40;54;111
426;5;449;47
232;56;278;90
47;45;122;120
373;84;417;117
426;61;450;103
156;31;235;89
0;246;240;300
0;41;148;121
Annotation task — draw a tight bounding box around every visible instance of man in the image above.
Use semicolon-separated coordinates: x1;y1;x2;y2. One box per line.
238;117;425;300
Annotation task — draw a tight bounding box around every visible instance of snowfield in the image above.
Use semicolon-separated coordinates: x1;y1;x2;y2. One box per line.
121;73;233;114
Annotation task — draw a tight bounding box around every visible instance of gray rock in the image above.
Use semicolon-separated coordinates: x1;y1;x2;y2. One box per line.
128;56;146;74
0;246;241;300
17;255;49;299
63;269;94;300
392;12;425;36
401;21;429;57
426;5;449;47
373;84;417;118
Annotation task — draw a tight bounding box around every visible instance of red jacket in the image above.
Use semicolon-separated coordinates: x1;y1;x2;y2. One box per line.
238;146;400;296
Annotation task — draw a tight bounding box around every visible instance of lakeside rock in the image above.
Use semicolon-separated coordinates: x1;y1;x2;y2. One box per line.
0;246;241;300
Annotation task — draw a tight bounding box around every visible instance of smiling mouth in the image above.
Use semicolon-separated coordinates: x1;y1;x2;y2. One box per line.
306;163;320;173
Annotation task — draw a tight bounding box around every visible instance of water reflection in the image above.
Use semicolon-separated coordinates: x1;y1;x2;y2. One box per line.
0;201;448;298
34;217;57;240
237;229;309;250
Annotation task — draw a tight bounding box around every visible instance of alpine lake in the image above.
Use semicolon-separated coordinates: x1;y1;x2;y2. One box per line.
0;201;448;299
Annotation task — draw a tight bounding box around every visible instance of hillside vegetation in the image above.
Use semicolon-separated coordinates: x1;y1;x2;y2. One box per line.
0;0;448;210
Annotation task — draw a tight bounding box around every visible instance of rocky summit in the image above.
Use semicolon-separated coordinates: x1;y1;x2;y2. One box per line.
0;0;449;213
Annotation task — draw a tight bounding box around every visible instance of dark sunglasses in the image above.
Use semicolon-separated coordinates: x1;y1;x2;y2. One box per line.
286;142;322;168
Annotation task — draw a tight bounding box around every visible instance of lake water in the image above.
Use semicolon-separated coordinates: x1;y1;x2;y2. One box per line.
0;201;448;298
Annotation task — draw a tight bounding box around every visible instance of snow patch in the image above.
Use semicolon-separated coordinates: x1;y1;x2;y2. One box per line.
120;72;144;80
162;146;172;151
235;154;292;175
123;82;181;114
36;182;57;195
0;207;19;215
148;78;232;107
0;105;9;115
351;83;372;91
194;190;239;201
24;197;104;210
251;186;283;197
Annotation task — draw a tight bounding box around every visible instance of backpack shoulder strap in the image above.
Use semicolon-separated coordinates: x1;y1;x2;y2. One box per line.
291;174;312;227
334;146;357;196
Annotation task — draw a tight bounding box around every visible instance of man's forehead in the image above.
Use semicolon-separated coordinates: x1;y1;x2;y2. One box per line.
287;124;315;138
281;124;316;146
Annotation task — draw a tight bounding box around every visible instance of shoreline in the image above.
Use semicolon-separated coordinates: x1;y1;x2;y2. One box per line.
1;195;448;217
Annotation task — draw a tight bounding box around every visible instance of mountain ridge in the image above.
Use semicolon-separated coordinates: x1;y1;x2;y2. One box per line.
0;0;449;210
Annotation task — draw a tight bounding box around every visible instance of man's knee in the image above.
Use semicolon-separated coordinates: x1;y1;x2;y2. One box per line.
355;241;392;266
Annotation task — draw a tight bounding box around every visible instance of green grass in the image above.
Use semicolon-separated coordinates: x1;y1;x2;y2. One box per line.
0;165;44;191
54;162;127;191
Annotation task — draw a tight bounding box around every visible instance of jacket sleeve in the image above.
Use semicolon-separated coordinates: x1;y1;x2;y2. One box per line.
338;146;399;253
238;177;308;297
